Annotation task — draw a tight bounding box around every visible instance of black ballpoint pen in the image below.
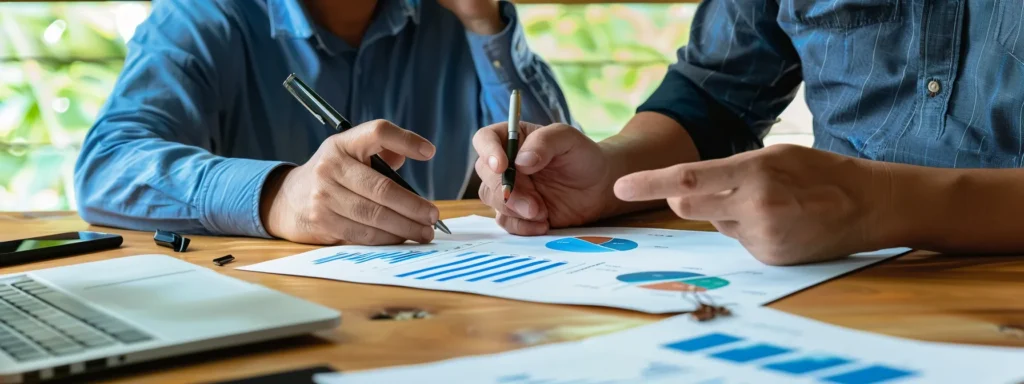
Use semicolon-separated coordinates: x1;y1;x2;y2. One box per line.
502;90;521;202
282;73;451;235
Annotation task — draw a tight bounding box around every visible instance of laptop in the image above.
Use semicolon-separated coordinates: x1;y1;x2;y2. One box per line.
0;254;341;383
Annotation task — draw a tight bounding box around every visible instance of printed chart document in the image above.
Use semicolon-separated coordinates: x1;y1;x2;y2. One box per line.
311;306;1024;384
239;215;908;313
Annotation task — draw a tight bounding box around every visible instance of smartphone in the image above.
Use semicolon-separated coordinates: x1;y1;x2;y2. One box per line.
0;231;123;267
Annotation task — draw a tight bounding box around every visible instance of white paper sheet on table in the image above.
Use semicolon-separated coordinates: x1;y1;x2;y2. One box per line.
238;215;909;313
311;306;1024;384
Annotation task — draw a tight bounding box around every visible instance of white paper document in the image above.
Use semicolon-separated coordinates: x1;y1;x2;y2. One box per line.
239;215;908;313
312;306;1024;384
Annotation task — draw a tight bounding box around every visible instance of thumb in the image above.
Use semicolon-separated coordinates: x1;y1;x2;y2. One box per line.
514;124;588;175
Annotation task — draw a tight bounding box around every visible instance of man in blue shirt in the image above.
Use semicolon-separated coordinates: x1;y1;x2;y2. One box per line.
475;1;1024;265
74;0;573;245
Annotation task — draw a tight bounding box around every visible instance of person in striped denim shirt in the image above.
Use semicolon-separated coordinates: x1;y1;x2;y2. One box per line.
474;1;1024;265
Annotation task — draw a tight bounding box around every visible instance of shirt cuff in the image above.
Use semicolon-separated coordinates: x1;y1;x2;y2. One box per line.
465;1;534;86
198;158;293;238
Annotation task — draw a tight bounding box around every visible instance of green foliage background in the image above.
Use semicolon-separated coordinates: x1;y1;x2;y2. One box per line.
0;2;695;211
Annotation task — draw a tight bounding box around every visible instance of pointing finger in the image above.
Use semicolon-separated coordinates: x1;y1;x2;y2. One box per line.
615;159;744;201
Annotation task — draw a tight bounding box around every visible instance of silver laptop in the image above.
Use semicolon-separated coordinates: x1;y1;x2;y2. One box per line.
0;254;340;383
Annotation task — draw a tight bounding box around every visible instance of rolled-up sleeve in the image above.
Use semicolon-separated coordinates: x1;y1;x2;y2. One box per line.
637;0;802;160
464;1;576;128
73;2;288;238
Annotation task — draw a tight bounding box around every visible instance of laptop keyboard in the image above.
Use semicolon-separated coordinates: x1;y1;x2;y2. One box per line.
0;277;153;362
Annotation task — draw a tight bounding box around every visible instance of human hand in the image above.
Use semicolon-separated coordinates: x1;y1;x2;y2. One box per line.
436;0;505;35
614;144;892;265
260;120;440;245
473;122;613;235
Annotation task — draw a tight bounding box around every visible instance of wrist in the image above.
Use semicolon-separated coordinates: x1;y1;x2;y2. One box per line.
259;165;295;239
595;139;663;220
867;161;951;250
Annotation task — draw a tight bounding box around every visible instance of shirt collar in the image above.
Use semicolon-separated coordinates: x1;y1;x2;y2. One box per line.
268;0;421;40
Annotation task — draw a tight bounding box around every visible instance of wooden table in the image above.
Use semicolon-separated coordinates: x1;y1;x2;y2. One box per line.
2;201;1023;383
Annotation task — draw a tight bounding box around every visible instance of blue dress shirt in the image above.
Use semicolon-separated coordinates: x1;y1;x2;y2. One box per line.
639;1;1024;168
74;0;574;238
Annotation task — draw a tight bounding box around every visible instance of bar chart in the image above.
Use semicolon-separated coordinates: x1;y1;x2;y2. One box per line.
312;250;440;265
393;252;569;284
663;332;918;384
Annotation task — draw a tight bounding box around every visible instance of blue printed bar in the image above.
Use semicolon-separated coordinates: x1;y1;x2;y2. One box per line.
314;250;440;265
437;258;533;281
394;254;491;277
663;333;743;353
353;251;401;263
763;355;851;374
313;252;353;264
709;343;793;363
824;365;916;384
494;262;567;282
389;250;435;264
466;260;550;282
416;256;515;280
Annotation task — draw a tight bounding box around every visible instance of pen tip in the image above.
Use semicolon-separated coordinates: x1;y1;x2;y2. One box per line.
502;185;512;202
435;221;452;235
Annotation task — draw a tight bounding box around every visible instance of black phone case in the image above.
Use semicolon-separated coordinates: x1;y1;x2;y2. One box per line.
0;233;123;267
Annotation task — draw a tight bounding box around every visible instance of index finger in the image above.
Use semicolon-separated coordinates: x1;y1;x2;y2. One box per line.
472;121;544;174
340;120;435;162
614;159;744;201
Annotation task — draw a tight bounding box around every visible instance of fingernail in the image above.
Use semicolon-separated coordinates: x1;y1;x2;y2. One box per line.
511;198;534;217
430;208;440;224
515;151;540;167
419;143;435;157
421;226;434;241
488;156;499;172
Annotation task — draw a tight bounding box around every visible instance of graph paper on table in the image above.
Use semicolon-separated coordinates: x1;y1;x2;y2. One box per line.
239;216;909;314
311;306;1024;384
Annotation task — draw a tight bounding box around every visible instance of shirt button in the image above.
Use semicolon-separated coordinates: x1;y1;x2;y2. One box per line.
492;60;502;69
927;80;941;96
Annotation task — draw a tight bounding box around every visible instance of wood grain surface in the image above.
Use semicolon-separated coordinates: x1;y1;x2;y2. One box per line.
1;200;1022;383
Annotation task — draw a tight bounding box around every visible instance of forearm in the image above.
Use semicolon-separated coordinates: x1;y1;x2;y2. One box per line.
882;163;1024;253
74;119;286;237
596;112;701;218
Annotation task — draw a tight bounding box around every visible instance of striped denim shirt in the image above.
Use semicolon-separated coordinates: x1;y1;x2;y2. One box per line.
639;0;1024;168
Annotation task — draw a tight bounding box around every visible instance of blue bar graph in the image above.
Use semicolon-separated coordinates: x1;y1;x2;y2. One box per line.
393;252;568;283
660;332;919;383
664;333;743;353
710;343;793;363
764;355;852;374
394;254;493;277
823;365;916;384
466;260;549;282
494;262;568;282
313;250;438;265
437;258;533;281
415;256;515;280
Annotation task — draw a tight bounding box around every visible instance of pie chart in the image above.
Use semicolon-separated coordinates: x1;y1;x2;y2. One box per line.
616;271;729;292
545;236;639;253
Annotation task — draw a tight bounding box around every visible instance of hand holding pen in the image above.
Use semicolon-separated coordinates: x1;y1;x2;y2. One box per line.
471;91;611;237
257;74;449;246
